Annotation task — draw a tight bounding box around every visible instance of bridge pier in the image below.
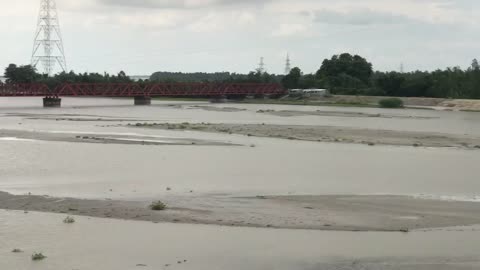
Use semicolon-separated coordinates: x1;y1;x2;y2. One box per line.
134;96;151;106
43;97;62;108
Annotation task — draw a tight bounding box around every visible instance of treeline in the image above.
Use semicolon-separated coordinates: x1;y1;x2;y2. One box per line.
3;64;132;88
282;53;480;99
151;71;237;82
5;53;480;99
150;71;281;84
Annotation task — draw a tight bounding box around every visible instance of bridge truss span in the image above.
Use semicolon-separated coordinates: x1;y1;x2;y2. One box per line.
0;82;285;97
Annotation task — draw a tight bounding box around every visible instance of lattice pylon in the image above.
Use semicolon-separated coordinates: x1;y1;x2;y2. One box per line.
31;0;67;76
284;53;291;75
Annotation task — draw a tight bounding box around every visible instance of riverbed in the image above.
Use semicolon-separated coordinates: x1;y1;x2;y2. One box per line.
1;97;479;269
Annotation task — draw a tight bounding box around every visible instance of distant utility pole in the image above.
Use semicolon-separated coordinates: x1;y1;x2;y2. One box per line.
284;54;292;75
256;57;265;74
31;0;67;76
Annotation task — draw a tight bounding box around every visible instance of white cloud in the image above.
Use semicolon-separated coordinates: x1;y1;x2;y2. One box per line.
271;23;309;37
312;9;414;25
1;0;480;75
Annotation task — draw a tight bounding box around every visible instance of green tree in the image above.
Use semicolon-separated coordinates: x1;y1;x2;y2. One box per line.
316;53;373;85
471;59;480;71
4;64;40;83
375;72;405;96
282;67;302;89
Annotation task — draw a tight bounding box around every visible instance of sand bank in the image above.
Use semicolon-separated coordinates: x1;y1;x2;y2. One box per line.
2;191;480;232
133;122;480;149
0;129;238;146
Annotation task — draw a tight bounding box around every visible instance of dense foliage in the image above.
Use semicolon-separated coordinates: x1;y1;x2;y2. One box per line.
151;71;237;82
3;64;132;88
4;64;38;83
155;53;480;99
150;71;281;84
4;53;480;99
282;54;480;99
379;98;404;108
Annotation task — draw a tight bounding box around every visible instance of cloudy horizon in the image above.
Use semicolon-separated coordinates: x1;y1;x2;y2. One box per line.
2;0;480;75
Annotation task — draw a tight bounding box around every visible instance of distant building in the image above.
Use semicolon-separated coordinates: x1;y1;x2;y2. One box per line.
289;89;304;95
303;89;329;97
0;76;6;83
288;88;330;97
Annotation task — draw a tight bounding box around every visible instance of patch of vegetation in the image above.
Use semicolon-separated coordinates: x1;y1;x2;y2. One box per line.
12;249;23;253
32;252;46;261
190;125;205;130
379;98;404;108
63;216;75;224
239;98;376;108
460;109;480;112
149;201;167;211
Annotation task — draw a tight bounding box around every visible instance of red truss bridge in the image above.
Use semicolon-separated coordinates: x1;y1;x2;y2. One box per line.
0;82;286;107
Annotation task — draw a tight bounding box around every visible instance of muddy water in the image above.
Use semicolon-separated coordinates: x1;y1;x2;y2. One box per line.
0;135;479;200
0;97;479;200
0;97;479;135
1;97;480;268
1;211;480;270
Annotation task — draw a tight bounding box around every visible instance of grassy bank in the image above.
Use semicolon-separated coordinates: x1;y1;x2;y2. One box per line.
234;98;377;108
151;95;480;111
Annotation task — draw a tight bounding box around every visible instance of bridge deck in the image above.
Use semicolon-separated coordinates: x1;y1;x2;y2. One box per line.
0;83;285;97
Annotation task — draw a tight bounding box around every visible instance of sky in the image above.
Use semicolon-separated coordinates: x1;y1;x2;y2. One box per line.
1;0;480;75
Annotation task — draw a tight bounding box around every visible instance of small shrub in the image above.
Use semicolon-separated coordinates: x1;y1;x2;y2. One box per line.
149;201;167;211
32;253;46;261
63;216;75;224
12;249;23;253
379;98;404;108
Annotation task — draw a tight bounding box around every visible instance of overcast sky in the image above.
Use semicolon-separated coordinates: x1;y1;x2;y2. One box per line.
1;0;479;75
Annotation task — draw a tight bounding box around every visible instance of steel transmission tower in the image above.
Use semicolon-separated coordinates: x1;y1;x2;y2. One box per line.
257;57;265;74
31;0;67;76
284;54;291;74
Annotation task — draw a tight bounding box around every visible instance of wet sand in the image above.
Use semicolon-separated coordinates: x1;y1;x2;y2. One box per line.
132;122;480;149
2;191;480;232
190;105;247;112
1;112;149;122
256;109;437;119
0;129;239;146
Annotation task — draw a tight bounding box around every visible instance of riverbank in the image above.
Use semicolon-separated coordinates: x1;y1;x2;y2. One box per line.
130;122;480;149
152;95;480;111
2;191;480;232
0;129;239;146
6;118;480;149
238;95;480;111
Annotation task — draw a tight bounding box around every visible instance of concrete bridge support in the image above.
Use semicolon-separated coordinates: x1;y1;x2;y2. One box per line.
134;96;152;106
43;97;62;108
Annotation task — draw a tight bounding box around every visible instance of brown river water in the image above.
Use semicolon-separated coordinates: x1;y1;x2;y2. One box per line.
1;97;479;269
